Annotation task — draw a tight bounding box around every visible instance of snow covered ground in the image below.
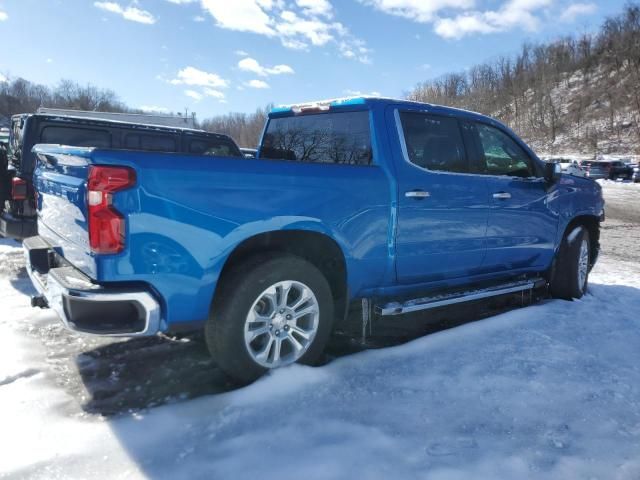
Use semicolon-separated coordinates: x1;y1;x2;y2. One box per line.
1;183;640;479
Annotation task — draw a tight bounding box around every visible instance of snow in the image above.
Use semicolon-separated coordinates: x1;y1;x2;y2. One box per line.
2;183;640;479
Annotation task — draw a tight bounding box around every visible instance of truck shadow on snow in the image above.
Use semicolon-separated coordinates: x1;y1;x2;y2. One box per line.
75;291;544;417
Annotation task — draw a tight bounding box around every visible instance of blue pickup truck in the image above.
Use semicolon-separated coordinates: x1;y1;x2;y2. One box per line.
24;97;604;383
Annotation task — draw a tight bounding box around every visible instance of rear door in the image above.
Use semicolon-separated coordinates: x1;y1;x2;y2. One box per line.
388;107;490;284
463;120;558;272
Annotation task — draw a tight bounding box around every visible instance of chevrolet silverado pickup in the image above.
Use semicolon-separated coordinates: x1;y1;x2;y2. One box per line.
24;97;605;383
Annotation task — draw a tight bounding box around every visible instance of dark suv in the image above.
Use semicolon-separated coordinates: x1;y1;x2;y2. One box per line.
581;160;633;180
0;113;242;239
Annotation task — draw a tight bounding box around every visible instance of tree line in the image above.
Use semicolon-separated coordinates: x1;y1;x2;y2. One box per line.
407;2;640;155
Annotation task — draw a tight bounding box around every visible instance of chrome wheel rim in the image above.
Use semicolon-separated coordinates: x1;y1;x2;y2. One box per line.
244;280;320;369
578;238;589;290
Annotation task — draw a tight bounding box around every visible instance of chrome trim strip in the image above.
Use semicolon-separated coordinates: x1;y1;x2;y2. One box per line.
376;279;538;316
25;248;161;337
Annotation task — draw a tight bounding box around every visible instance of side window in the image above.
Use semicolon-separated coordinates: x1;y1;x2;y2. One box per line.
474;123;534;178
260;111;372;165
125;133;177;152
40;126;111;148
189;138;242;157
398;112;467;173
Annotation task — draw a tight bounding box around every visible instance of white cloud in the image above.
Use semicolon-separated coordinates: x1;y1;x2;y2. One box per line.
361;0;555;39
165;0;196;3
560;2;596;22
196;0;370;62
170;66;228;88
0;74;7;83
94;2;156;24
46;58;54;64
238;57;294;76
185;89;204;101
245;79;270;89
235;50;250;56
0;10;8;21
434;0;552;39
295;0;333;18
360;0;473;23
200;0;275;35
193;15;206;22
139;105;171;113
204;88;225;99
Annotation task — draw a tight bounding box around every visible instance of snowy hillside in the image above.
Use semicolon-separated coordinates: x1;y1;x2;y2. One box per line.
1;183;640;479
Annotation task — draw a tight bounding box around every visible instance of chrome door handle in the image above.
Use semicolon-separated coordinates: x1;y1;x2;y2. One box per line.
405;190;430;199
492;192;511;199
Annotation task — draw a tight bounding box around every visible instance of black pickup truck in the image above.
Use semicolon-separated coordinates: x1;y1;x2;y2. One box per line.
0;113;243;239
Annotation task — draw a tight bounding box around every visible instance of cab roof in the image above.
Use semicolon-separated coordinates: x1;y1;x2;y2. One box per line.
269;96;494;123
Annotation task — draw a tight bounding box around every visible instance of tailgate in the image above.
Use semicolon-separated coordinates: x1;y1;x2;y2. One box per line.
33;145;99;278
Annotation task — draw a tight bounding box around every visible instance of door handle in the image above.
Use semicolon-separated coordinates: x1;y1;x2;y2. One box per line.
492;192;511;200
405;190;430;199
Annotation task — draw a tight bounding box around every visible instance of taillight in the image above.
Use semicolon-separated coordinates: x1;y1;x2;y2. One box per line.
87;166;136;254
11;177;28;200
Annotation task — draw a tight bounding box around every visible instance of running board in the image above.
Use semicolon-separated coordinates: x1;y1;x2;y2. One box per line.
375;278;546;316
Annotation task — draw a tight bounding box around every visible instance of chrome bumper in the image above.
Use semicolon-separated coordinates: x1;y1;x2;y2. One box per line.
24;236;161;337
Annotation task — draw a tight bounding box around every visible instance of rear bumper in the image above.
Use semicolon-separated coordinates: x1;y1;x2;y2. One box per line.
24;236;161;336
0;212;37;239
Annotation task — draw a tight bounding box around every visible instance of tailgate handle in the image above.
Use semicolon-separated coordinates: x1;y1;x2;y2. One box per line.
36;153;58;168
492;192;511;200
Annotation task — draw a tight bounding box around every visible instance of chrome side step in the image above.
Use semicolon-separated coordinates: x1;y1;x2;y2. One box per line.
375;278;545;316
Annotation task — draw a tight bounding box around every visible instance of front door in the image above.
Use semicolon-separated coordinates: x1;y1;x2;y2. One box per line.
389;107;490;284
463;120;558;271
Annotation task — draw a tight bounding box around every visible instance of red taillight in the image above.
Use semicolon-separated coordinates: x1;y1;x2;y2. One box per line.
11;177;28;200
87;166;136;254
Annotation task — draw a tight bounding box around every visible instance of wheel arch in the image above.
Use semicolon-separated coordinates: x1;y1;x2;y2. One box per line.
214;229;350;325
558;214;600;267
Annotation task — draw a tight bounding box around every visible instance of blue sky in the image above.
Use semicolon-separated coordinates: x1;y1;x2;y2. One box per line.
0;0;629;118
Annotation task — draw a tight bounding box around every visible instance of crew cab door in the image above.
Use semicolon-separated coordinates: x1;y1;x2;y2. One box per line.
462;120;558;271
388;107;490;284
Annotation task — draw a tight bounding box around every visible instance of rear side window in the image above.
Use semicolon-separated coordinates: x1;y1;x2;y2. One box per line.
189;138;242;157
473;123;534;178
398;112;467;173
261;111;372;165
125;133;177;152
41;126;111;148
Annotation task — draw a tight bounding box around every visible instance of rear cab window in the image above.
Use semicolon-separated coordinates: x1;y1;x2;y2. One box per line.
40;126;112;148
124;133;177;152
261;111;372;165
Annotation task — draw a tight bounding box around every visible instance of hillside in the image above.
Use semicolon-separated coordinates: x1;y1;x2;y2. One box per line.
408;3;640;158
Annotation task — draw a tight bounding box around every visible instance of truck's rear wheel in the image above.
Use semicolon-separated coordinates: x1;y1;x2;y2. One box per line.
206;254;334;384
550;226;591;300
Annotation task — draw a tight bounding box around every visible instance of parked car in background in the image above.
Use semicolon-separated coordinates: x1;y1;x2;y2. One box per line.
24;97;604;383
552;158;586;177
240;147;258;158
1;113;243;240
581;160;633;180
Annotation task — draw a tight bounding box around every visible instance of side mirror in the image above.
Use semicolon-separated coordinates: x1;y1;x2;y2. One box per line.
544;162;562;183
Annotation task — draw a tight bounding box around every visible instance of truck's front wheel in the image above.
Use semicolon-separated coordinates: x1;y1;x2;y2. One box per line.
550;226;591;300
206;254;334;383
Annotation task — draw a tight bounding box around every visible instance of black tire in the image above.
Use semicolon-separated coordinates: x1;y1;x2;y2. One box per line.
206;254;334;384
550;226;591;300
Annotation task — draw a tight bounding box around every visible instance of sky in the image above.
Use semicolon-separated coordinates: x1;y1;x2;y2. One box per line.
0;0;630;118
